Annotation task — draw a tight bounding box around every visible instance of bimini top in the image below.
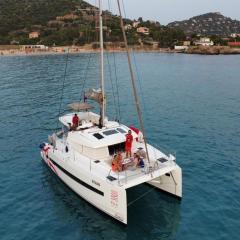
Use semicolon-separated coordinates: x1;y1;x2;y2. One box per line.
68;102;93;111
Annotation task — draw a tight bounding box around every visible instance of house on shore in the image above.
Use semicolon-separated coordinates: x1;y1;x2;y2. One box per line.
124;24;132;30
21;45;48;50
174;41;191;50
230;33;240;38
174;45;189;51
194;37;214;46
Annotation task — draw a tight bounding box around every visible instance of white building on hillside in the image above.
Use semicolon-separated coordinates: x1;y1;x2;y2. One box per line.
124;24;132;30
230;33;240;38
137;27;149;35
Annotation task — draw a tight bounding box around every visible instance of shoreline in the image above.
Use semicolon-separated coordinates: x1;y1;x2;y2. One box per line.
0;46;174;57
1;45;240;57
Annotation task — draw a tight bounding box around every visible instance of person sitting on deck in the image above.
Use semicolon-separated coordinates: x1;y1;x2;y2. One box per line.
122;153;139;170
125;130;133;158
111;152;123;172
131;153;145;168
123;153;143;170
136;147;146;159
67;123;73;131
132;153;140;167
72;113;79;130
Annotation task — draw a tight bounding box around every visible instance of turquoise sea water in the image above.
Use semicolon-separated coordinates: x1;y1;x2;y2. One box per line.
0;53;239;240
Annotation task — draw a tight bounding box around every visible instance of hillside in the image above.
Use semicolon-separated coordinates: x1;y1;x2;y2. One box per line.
0;0;185;47
168;12;240;37
0;0;95;44
0;0;93;32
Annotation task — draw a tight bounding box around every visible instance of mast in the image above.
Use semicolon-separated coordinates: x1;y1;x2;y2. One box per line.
99;0;105;126
116;0;150;163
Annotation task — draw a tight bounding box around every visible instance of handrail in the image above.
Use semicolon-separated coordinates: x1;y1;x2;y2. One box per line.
115;152;178;185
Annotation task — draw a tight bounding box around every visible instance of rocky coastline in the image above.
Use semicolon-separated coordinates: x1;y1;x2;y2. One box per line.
184;46;240;55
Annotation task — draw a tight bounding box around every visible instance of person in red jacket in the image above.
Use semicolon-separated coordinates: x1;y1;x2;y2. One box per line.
125;130;133;158
72;113;79;130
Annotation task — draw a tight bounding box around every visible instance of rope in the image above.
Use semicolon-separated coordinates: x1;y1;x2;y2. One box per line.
128;186;157;207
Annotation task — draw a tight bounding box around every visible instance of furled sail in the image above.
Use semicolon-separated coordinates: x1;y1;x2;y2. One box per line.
85;89;104;105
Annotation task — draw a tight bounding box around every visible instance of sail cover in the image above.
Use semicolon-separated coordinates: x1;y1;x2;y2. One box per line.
68;102;93;111
85;89;103;104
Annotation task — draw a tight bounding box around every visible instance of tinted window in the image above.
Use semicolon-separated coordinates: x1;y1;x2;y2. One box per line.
108;142;125;155
117;128;126;134
102;130;118;136
93;133;104;140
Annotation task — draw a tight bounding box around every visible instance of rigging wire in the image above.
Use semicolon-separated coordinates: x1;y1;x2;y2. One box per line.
56;47;70;130
127;186;157;207
79;53;93;102
121;0;127;19
107;0;122;121
105;0;121;121
106;52;119;120
121;0;147;116
116;0;151;164
79;6;97;102
112;51;121;121
132;51;147;115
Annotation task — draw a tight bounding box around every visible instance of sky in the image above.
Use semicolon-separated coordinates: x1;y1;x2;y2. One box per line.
85;0;240;25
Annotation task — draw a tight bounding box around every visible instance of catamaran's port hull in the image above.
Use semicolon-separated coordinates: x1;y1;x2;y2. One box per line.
41;150;128;224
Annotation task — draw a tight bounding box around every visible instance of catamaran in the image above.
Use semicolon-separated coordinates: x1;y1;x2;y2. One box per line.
40;0;182;224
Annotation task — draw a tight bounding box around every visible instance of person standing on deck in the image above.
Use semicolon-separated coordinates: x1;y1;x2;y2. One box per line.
72;113;79;130
125;130;133;158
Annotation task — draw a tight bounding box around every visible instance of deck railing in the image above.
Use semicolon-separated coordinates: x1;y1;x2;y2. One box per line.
108;157;177;186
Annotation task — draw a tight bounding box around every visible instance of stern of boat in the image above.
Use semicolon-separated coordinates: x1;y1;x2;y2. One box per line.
147;165;182;200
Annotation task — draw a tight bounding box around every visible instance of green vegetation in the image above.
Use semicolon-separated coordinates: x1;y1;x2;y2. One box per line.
0;0;186;47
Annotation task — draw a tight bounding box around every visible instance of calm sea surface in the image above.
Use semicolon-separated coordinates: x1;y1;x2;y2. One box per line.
0;52;239;240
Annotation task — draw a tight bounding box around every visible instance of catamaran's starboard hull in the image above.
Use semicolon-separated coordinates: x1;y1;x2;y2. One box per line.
40;146;128;224
147;166;182;200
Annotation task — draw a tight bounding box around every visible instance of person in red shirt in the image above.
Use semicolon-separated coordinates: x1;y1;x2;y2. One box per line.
72;113;79;130
125;130;133;158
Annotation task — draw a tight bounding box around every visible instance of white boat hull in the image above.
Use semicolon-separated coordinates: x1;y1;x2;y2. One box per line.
147;166;182;199
40;141;182;224
41;147;128;224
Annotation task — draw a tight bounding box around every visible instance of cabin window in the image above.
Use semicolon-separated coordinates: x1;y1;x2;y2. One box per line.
117;128;126;134
93;133;104;140
102;129;118;136
108;142;125;155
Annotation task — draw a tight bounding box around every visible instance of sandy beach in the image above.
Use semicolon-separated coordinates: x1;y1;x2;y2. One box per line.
0;45;174;57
